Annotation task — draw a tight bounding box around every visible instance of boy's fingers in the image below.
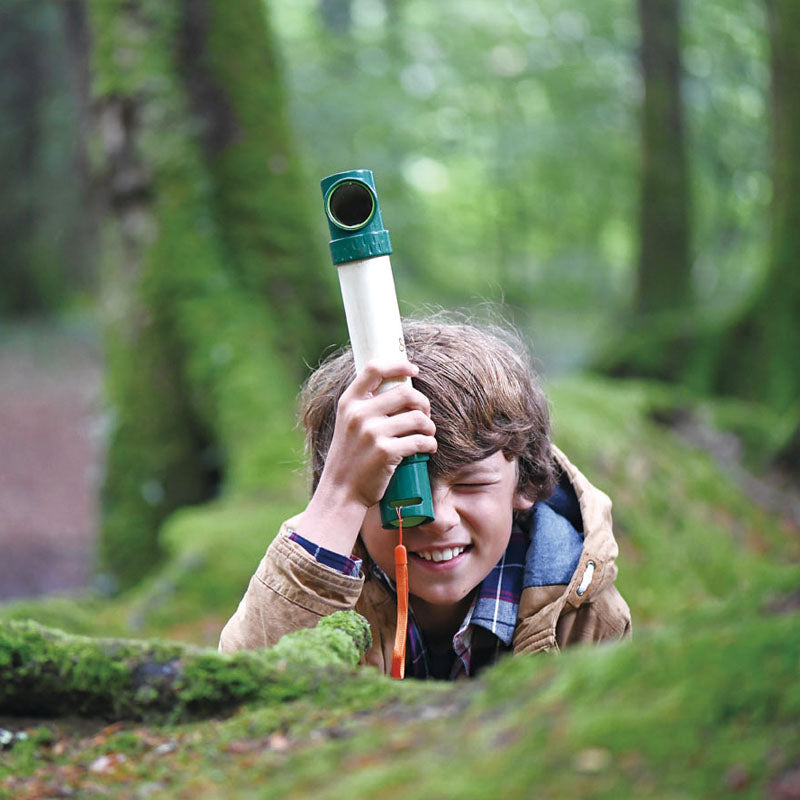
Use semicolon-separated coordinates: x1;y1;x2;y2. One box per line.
367;383;431;418
394;433;438;459
349;359;419;397
379;409;436;439
372;431;437;468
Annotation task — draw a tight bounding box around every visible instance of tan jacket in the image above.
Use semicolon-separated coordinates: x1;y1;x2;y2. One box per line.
219;446;631;672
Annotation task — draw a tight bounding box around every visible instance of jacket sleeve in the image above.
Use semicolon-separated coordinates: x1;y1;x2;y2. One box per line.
218;526;365;653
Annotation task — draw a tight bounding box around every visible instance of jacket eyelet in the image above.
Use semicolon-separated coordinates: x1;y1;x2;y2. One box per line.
576;560;596;597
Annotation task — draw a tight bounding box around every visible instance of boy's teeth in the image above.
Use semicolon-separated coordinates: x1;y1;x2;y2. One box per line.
418;546;465;562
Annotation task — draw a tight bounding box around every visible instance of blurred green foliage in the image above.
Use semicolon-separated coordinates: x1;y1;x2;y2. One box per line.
273;0;769;373
0;0;774;376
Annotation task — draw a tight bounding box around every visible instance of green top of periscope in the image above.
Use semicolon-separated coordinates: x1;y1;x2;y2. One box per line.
321;169;393;265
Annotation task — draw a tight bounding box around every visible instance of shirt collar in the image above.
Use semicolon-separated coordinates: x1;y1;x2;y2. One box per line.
467;517;528;645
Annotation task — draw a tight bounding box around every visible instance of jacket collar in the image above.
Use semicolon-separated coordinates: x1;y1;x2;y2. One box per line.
512;445;621;653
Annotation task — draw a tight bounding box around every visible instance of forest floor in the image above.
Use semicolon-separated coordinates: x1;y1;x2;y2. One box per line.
0;318;105;601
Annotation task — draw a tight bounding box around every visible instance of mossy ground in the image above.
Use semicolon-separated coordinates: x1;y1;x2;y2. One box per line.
1;376;798;799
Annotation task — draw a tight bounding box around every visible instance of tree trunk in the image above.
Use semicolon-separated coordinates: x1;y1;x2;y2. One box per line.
179;0;341;365
0;3;51;314
636;0;691;315
90;0;342;589
60;0;97;296
0;612;371;721
0;1;95;316
594;0;693;382
708;0;800;415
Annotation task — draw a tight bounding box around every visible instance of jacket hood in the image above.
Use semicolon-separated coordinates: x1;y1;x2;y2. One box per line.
550;444;619;601
525;445;619;597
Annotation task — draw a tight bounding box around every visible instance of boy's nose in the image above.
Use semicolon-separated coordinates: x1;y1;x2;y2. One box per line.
423;482;459;534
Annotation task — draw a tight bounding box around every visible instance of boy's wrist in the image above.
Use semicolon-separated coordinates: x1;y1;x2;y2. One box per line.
291;480;370;558
286;530;363;578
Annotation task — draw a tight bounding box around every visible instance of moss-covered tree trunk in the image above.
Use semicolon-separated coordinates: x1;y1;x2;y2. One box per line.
0;613;371;721
706;0;800;418
91;0;342;589
636;0;691;317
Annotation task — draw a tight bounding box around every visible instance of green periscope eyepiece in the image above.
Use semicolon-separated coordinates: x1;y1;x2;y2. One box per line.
321;169;393;265
321;169;434;530
379;453;434;529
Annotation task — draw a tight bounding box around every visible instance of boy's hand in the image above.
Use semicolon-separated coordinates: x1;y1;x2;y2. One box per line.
325;359;437;508
292;359;436;555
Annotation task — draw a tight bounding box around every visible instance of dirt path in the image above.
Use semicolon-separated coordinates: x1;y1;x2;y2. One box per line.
0;320;105;601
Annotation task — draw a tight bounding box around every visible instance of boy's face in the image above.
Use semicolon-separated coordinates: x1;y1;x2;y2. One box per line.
360;450;531;609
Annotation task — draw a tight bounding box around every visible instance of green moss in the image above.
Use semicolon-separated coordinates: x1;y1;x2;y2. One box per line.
317;611;373;655
112;491;304;637
196;606;796;800
269;611;372;671
0;596;118;638
547;375;799;625
0;611;372;722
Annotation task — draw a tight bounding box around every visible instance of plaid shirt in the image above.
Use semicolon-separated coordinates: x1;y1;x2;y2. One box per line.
288;518;529;680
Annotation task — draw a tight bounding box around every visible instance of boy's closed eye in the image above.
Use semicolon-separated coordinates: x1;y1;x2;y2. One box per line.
447;467;506;490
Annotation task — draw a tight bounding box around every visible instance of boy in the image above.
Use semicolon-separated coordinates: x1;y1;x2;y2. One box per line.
219;319;631;679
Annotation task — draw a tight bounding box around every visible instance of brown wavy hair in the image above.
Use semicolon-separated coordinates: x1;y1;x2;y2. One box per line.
300;315;557;503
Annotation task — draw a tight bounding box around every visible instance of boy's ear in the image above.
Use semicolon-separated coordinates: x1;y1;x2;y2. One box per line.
512;489;535;511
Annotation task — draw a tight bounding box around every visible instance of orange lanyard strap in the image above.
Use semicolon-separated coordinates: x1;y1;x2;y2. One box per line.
391;508;409;679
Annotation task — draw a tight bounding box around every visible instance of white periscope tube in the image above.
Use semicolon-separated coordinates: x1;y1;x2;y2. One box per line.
336;255;408;394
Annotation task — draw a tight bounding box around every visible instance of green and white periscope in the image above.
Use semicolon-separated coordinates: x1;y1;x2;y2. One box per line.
320;169;434;529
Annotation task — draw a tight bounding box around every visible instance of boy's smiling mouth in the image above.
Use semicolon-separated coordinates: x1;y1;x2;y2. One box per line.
409;545;472;563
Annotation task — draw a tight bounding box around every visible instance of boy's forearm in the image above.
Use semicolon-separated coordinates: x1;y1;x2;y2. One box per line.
290;480;369;557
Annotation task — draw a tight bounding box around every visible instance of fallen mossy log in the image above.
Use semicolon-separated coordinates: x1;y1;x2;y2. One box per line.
0;612;371;722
